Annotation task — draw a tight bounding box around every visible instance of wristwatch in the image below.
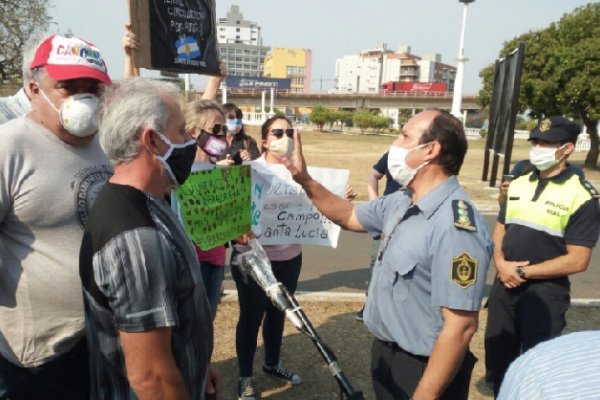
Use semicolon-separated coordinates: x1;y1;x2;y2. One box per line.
516;266;526;279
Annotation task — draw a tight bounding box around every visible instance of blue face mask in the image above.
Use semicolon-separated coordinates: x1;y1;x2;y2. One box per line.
225;118;242;135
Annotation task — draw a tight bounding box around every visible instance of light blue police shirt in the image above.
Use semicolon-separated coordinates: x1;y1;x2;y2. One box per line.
355;175;493;356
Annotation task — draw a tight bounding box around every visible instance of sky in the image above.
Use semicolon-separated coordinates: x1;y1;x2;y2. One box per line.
48;0;592;94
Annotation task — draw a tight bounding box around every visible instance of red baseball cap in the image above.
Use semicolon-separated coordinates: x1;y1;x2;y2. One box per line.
30;34;111;85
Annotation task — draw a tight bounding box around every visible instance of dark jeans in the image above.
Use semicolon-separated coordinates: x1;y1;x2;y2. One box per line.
200;261;225;320
484;277;570;395
371;339;476;400
231;252;302;377
0;337;89;400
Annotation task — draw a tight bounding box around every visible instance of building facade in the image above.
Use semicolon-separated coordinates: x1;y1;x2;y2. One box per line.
335;44;391;94
263;48;312;93
334;44;456;93
216;5;270;77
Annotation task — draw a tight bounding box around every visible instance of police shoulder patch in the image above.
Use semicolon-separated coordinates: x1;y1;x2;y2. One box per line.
451;252;478;289
582;179;600;199
452;200;477;232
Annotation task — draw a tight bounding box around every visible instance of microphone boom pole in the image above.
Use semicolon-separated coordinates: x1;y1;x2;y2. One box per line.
280;286;365;400
235;241;364;399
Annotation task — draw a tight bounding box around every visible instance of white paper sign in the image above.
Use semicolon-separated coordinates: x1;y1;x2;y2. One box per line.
249;161;349;248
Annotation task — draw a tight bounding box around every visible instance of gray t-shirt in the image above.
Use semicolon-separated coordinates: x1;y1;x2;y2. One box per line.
0;116;112;367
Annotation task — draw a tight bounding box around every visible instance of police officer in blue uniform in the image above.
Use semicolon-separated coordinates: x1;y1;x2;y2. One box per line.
484;116;600;396
283;109;493;400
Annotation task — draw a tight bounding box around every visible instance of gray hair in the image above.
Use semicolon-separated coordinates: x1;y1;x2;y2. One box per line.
98;77;181;165
22;33;51;82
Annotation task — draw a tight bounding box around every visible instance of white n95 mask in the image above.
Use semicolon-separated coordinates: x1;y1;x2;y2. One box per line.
39;88;100;137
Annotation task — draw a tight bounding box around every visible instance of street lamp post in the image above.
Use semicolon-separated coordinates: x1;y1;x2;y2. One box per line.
451;0;475;122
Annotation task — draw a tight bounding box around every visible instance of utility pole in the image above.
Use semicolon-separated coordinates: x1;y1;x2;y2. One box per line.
451;0;475;122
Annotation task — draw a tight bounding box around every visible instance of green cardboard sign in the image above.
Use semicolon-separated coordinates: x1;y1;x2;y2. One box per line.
175;165;251;250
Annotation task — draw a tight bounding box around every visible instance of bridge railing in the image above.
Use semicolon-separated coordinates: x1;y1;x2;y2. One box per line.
223;88;470;98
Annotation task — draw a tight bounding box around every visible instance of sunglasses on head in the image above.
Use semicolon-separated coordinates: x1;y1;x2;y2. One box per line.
203;124;227;136
270;128;294;138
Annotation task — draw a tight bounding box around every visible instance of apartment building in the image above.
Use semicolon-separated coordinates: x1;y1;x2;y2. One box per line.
216;5;270;77
334;44;456;93
263;47;312;93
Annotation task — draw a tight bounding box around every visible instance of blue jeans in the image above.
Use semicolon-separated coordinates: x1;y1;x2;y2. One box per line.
200;262;225;320
0;337;89;400
231;252;302;377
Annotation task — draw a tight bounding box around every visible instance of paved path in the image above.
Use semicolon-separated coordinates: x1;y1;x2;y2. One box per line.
224;213;600;300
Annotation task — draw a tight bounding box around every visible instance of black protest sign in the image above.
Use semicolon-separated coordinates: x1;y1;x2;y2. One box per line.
129;0;220;75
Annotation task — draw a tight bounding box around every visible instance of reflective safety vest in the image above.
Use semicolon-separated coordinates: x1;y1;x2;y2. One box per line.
505;172;594;238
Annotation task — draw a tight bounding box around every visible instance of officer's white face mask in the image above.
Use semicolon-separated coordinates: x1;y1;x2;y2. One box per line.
387;142;430;187
529;144;567;171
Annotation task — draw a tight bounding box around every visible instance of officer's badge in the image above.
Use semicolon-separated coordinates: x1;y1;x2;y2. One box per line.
451;252;478;289
539;118;551;132
452;200;476;232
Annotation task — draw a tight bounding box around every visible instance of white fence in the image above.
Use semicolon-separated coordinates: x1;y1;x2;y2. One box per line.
464;128;530;140
576;134;591;152
243;112;267;126
464;128;591;152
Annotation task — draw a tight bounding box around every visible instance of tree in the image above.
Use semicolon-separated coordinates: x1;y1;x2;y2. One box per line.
352;111;375;134
324;109;339;129
479;4;600;167
0;1;53;82
333;110;354;129
372;115;391;132
309;105;330;132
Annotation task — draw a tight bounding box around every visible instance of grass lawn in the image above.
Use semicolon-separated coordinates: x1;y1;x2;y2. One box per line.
245;124;600;208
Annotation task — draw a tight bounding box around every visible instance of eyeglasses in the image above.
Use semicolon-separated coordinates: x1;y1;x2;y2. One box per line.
270;128;294;138
206;124;227;136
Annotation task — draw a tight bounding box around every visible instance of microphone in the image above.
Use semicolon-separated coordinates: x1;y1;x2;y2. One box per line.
234;240;303;329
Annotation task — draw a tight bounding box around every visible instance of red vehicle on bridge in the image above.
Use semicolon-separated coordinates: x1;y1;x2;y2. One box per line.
380;81;448;95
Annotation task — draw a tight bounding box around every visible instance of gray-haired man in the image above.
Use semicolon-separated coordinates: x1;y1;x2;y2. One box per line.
80;77;221;400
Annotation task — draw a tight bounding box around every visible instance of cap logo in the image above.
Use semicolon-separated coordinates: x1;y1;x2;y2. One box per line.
47;36;107;73
55;44;103;68
539;119;551;132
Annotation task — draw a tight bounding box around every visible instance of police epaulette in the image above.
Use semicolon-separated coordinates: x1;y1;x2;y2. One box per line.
582;179;600;199
452;200;477;232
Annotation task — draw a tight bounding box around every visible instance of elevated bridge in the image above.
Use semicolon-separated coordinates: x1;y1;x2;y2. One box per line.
220;90;480;111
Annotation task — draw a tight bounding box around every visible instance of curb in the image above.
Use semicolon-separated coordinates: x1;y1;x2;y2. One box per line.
221;289;365;303
222;290;600;307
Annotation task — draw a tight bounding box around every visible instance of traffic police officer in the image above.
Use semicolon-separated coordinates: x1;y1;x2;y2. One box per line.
283;109;493;400
484;116;600;396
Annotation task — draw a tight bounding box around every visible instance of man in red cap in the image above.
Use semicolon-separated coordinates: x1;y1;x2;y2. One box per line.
484;116;600;396
0;34;113;399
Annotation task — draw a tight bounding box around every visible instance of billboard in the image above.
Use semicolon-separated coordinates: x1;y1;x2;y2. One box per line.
381;81;448;94
226;76;291;90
